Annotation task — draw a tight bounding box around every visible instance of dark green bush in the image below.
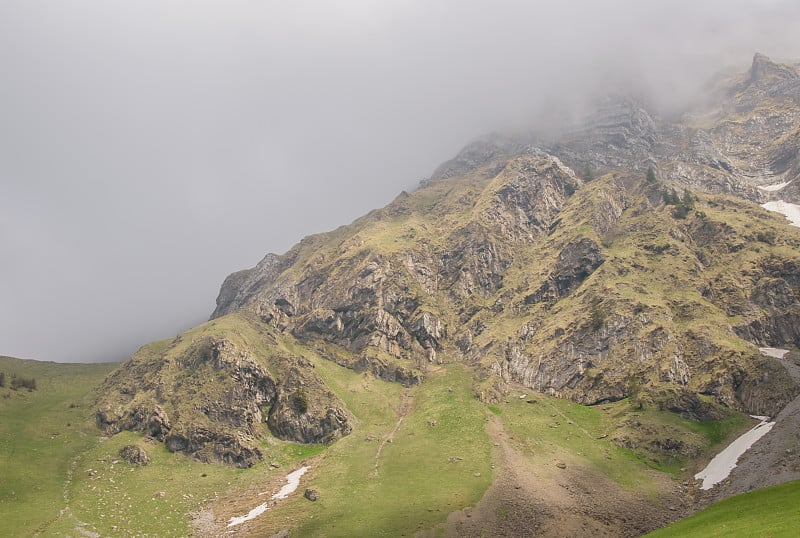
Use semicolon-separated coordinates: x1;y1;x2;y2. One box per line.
291;389;308;414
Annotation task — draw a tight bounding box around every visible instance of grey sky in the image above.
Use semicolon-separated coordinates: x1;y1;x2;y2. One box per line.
2;1;799;363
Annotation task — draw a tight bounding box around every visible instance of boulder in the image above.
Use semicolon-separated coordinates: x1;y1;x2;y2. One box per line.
119;445;150;466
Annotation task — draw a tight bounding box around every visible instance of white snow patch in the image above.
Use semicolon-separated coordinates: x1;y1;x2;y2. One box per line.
694;417;775;490
227;503;268;527
760;347;790;359
272;466;308;500
761;200;800;227
758;181;790;192
226;466;309;527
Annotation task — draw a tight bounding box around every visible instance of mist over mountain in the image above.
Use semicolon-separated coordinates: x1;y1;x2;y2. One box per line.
95;50;800;465
2;0;800;362
3;5;800;531
82;51;800;536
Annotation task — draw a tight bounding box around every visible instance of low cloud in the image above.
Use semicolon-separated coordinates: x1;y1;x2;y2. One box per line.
1;0;798;361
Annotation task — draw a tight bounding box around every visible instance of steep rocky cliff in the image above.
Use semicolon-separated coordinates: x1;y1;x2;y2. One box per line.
99;54;800;465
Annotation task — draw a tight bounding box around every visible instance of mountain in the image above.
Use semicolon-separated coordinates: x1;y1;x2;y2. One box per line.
87;54;800;534
98;54;800;465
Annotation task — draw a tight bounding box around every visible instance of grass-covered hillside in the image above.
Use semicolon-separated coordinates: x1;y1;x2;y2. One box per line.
646;479;800;538
6;53;800;536
0;337;765;536
0;356;116;536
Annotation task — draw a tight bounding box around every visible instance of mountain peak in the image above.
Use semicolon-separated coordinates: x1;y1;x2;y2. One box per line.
749;52;798;85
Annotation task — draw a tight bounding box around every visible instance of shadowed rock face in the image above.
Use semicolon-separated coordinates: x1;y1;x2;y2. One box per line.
524;238;605;305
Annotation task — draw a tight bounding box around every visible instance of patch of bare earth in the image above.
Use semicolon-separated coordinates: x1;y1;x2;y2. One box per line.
433;415;686;538
190;456;320;538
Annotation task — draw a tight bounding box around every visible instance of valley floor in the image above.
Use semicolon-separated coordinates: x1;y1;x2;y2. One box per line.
8;352;796;537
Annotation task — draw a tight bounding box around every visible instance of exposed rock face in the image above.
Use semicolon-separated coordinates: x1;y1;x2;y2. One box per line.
524;238;605;305
164;427;263;468
546;96;659;176
744;53;800;107
732;257;800;348
749;53;799;86
480;154;581;242
266;357;353;444
96;331;352;467
212;253;295;319
213;153;581;370
430;134;527;181
659;390;726;422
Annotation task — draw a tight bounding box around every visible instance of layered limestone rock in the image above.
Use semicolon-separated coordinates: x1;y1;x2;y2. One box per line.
213;122;800;417
524;238;605;305
477;153;581;242
548;96;660;174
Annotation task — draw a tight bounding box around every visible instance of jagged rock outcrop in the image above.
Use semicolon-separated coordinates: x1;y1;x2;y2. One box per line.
478;154;581;241
212;253;296;319
545;96;660;176
96;330;352;467
266;355;353;444
119;445;150;466
524;238;605;305
749;53;799;86
430;134;527;181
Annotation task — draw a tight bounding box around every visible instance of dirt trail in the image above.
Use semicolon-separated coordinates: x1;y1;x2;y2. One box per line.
373;388;413;477
35;443;96;537
437;415;686;538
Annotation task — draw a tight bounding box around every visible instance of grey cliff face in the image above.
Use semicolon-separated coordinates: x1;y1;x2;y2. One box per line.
524;238;605;305
212;252;296;319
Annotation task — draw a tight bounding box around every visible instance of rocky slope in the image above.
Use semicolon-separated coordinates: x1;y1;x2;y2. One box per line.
99;54;800;467
96;316;352;467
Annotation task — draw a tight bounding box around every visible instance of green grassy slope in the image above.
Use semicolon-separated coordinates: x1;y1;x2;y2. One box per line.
1;345;760;537
645;480;800;538
239;362;493;537
0;357;116;536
